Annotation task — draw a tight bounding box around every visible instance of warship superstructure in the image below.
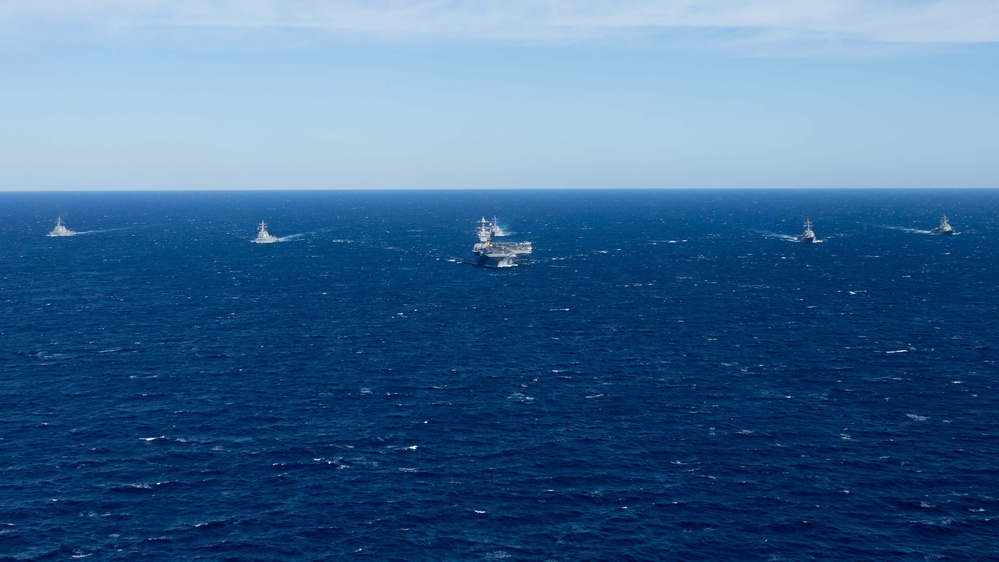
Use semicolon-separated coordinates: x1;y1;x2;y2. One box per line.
48;217;76;237
252;221;279;243
473;217;532;267
796;220;816;243
930;215;955;235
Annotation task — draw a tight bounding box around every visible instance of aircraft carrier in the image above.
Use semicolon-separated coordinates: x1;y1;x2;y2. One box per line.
472;217;532;267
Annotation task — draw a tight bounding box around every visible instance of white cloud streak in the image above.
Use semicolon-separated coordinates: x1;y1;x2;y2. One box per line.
2;1;998;44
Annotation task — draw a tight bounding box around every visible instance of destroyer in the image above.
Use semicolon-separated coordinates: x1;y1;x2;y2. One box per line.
48;217;76;237
489;216;506;237
930;215;955;235
253;221;279;243
796;220;816;243
473;217;532;267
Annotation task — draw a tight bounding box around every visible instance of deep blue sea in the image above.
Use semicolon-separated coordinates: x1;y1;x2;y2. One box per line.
2;189;998;561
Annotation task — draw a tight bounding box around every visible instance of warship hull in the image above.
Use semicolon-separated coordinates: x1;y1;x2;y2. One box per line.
475;254;516;268
473;242;532;268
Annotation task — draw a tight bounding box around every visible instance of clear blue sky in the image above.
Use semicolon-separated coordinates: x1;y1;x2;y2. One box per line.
2;1;998;190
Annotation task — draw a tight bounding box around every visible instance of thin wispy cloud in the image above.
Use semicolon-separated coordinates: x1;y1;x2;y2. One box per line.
2;1;998;45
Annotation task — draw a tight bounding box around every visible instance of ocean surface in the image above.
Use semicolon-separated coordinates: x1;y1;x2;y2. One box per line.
2;189;997;561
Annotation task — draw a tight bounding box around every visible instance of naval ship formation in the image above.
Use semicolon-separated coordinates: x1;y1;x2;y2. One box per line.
473;217;532;267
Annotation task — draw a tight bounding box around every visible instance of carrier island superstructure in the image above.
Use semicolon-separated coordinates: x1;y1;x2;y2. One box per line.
473;217;532;267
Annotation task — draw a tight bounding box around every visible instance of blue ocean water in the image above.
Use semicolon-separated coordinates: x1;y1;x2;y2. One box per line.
1;189;997;561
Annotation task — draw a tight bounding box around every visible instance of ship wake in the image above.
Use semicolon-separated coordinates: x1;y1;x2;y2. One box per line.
876;225;933;235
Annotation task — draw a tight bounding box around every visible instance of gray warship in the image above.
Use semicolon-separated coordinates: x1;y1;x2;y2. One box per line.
796;219;816;243
473;217;532;267
252;221;279;243
48;217;76;237
930;215;955;235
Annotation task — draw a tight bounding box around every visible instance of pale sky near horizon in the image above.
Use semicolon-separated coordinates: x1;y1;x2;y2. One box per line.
2;1;998;191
